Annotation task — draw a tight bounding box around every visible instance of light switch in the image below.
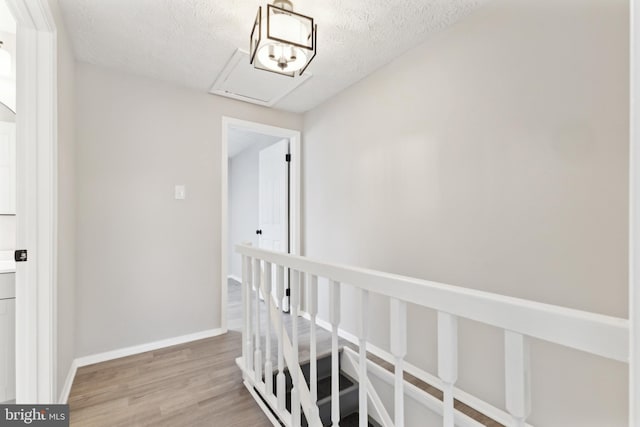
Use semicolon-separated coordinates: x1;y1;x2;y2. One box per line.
174;185;186;200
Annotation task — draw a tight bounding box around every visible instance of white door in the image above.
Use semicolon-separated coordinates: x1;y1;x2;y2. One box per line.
258;139;289;309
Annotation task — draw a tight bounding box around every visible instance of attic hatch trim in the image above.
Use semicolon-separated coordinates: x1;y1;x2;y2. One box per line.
209;48;312;108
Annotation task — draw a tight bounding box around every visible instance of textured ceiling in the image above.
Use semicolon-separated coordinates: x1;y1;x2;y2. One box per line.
58;0;487;113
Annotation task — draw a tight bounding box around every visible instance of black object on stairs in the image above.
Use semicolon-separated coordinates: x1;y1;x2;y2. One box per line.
272;349;380;427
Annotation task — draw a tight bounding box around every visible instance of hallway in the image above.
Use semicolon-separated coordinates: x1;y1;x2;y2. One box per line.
67;330;272;427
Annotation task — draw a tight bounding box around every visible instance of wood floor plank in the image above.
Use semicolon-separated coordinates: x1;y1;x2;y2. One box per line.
68;278;501;426
68;330;271;426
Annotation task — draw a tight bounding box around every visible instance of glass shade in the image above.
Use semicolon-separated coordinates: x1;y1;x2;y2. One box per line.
250;2;317;77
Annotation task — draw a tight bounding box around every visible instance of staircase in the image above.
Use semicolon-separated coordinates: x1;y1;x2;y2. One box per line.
275;350;379;427
236;244;629;427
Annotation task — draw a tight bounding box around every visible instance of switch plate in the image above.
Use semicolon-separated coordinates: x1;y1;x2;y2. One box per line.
174;185;186;200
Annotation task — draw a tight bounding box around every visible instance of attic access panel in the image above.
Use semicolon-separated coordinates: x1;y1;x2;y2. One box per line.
210;49;312;107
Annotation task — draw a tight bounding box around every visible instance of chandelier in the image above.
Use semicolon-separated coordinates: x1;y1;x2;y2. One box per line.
250;0;317;77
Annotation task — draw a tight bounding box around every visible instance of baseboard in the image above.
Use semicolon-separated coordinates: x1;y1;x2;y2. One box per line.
58;360;79;404
74;328;225;368
243;380;281;427
299;311;520;427
227;274;242;283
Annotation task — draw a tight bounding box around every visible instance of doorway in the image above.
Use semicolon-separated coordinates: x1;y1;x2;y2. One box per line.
0;105;16;404
221;117;301;332
5;0;58;403
0;2;16;404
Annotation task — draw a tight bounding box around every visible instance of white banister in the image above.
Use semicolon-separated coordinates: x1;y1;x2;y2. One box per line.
437;312;458;427
330;279;341;427
308;273;319;419
253;257;262;383
390;298;407;427
291;270;301;427
241;255;248;372
236;244;628;362
256;263;323;427
235;244;630;427
505;331;531;427
359;289;369;427
246;256;254;373
264;261;273;399
276;265;286;412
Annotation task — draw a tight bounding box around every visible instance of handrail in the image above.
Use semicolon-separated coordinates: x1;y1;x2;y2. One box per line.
236;244;628;363
237;244;629;427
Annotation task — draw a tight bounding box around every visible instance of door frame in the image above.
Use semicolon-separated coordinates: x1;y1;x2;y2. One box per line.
7;0;58;403
221;117;301;332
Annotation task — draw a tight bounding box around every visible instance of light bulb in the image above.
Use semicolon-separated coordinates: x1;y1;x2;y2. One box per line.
257;42;308;73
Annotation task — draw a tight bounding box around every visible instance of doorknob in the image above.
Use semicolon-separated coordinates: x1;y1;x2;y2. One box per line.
14;249;27;262
256;229;262;235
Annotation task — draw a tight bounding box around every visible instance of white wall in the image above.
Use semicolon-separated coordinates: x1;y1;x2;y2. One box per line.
0;30;16;112
228;139;284;279
302;0;629;424
48;0;77;400
0;216;14;251
0;100;13;121
75;63;301;357
0;43;15;253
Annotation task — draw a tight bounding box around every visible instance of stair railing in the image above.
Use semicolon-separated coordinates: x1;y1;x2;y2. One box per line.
241;253;323;427
236;244;629;427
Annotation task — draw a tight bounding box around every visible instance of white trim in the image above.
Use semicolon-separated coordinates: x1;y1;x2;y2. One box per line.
243;244;627;363
58;360;78;404
57;329;225;404
227;274;242;284
243;380;281;427
221;117;301;332
6;0;58;404
233;358;281;427
630;0;639;422
301;311;528;427
74;328;225;368
209;49;312;108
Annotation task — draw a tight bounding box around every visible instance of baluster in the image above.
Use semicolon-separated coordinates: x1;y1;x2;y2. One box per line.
359;290;369;427
330;280;341;427
253;258;262;383
390;298;407;427
264;262;273;398
241;255;248;371
437;312;458;427
308;273;319;419
291;270;301;427
505;331;531;427
276;265;286;411
246;256;254;373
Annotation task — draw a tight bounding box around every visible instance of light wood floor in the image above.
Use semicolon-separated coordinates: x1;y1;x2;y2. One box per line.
68;279;501;427
68;330;272;427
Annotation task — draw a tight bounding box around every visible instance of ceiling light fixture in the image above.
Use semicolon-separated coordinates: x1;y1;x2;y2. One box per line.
0;41;11;77
250;0;317;77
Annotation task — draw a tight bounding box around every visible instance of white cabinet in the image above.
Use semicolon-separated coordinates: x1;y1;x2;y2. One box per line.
0;273;15;403
0;121;16;214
